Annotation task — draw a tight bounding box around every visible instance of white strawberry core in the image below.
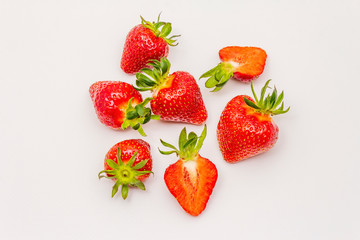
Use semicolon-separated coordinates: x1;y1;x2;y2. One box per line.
228;60;241;68
183;160;198;184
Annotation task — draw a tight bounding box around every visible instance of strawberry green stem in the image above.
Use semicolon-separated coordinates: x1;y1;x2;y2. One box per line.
134;58;171;92
98;148;153;200
159;125;207;161
200;62;234;92
243;80;290;115
121;97;160;136
140;14;180;46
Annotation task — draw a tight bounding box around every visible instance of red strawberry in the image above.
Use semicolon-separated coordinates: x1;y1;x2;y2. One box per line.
159;126;218;216
217;80;289;163
98;139;153;199
201;46;267;91
120;15;179;74
135;57;208;124
89;81;159;136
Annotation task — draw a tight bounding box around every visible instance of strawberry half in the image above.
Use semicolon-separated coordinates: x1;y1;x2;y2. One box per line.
98;139;153;199
217;80;289;163
120;14;179;74
89;81;159;136
201;46;267;91
159;125;218;216
134;57;208;124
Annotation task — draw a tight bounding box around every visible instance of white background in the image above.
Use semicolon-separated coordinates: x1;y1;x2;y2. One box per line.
1;0;359;239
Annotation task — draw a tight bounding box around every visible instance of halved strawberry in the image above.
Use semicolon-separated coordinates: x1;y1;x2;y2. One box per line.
159;125;218;216
98;139;153;199
201;46;267;91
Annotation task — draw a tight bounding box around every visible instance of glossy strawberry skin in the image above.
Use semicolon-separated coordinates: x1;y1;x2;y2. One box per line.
219;46;267;82
121;25;169;74
217;95;279;163
89;81;142;129
164;155;218;216
104;139;152;181
150;71;208;124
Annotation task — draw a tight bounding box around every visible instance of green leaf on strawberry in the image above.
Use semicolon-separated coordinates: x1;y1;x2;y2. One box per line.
243;80;290;115
98;148;153;200
121;97;160;136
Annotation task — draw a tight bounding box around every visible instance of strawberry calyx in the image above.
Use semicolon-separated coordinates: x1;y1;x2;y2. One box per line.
121;97;160;136
200;62;234;92
244;80;290;116
134;57;172;92
159;125;207;161
98;148;153;200
140;14;180;46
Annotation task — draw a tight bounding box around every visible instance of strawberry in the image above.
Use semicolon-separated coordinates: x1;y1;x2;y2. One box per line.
89;81;159;136
98;139;153;199
217;80;289;163
120;15;179;74
135;57;208;124
200;46;267;91
159;125;218;216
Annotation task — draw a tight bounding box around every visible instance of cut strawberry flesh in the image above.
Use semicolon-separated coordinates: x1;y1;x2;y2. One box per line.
219;46;267;81
164;155;217;216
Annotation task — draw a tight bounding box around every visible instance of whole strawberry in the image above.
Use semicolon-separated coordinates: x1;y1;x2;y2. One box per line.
159;125;218;216
98;139;153;199
217;80;289;163
201;46;267;91
89;81;159;136
135;57;208;124
120;15;179;74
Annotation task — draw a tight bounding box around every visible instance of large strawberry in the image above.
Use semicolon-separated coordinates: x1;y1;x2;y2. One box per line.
98;139;153;199
120;15;179;74
217;80;289;163
159;125;218;216
135;57;208;124
201;46;267;91
89;81;159;136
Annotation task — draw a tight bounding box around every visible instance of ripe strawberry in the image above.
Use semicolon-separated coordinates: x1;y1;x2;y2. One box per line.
89;81;159;136
98;139;153;199
217;80;289;163
135;57;208;124
159;126;218;216
201;46;267;91
120;15;179;74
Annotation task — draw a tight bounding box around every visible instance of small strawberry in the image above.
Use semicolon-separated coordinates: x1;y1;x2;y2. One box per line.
217;80;289;163
89;81;159;136
201;46;267;91
98;139;153;199
135;57;208;124
159;125;218;216
120;14;179;74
